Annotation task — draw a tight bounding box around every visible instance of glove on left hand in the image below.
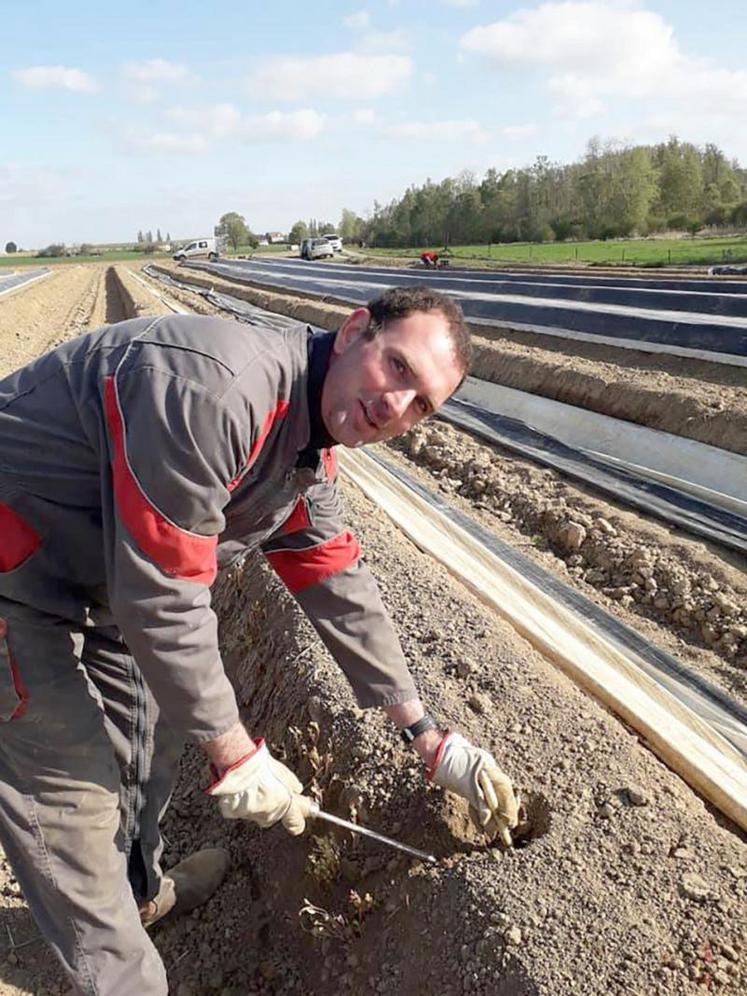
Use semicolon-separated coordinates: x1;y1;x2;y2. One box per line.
429;732;519;845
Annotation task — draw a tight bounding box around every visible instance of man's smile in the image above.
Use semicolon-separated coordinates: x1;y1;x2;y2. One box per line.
360;399;378;430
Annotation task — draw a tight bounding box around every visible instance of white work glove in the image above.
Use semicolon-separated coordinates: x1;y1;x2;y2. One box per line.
206;739;309;836
429;732;519;845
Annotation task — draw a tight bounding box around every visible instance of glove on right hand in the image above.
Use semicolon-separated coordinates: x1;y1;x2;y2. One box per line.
206;739;309;836
429;732;519;845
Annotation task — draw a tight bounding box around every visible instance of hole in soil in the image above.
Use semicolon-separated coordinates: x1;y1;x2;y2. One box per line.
433;788;552;859
511;790;552;849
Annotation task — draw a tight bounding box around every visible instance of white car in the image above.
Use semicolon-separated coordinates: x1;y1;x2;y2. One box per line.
324;234;343;252
301;238;335;260
173;237;221;262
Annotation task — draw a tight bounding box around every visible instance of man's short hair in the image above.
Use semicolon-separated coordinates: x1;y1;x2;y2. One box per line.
365;285;472;381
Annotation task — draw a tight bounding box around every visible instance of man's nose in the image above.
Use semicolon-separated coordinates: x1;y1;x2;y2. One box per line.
381;389;416;420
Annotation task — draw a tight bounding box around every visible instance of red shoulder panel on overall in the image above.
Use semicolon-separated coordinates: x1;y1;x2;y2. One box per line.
104;375;218;585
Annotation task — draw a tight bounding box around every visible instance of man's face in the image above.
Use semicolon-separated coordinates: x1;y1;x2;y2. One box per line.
321;307;463;448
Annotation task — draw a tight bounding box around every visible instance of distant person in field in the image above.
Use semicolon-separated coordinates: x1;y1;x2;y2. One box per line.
0;286;518;994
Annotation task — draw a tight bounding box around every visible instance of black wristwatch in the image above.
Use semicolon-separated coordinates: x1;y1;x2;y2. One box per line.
400;712;441;745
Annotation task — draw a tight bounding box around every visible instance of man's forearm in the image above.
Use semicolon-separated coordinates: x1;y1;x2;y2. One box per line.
203;721;256;774
204;703;444;777
384;699;443;769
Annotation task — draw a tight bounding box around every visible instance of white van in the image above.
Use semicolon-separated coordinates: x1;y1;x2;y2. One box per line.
173;237;221;262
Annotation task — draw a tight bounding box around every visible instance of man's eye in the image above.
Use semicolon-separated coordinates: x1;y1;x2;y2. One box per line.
392;357;406;375
417;398;429;415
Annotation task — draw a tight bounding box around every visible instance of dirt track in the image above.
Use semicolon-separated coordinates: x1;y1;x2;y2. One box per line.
0;265;109;374
0;264;744;995
0;262;171;380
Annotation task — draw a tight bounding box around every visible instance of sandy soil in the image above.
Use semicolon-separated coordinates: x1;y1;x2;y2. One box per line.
113;264;174;320
469;332;747;456
0;264;744;995
0;265;110;376
0;262;172;384
386;423;747;697
119;503;747;994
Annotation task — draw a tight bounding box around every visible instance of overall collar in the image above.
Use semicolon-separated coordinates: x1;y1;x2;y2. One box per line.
300;329;336;464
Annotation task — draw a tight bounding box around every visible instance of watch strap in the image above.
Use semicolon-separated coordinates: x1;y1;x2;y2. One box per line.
400;713;440;745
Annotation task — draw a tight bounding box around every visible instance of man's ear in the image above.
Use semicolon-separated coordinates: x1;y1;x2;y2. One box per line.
333;308;371;355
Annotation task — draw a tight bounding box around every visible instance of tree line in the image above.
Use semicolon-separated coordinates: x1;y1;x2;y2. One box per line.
356;137;747;249
214;214;345;250
136;229;171;245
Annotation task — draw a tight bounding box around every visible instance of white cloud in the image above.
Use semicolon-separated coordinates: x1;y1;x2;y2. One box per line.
123;59;193;103
343;9;410;53
443;0;479;7
501;124;538;140
247;52;412;101
460;2;747;119
384;118;490;143
379;118;534;145
358;29;410;53
351;108;376;124
248;109;325;141
124;129;209;155
344;10;371;29
129;104;325;154
171;103;325;140
12;65;99;93
0;162;100;246
0;163;71;206
166;103;243;138
124;59;191;84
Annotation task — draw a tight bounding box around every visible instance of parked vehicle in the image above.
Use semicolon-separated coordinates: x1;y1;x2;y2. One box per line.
173;236;223;262
323;234;343;252
709;264;747;275
300;238;335;260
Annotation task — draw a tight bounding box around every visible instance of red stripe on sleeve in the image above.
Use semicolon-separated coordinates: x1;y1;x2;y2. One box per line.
104;375;218;585
0;502;41;573
227;400;290;492
265;531;361;594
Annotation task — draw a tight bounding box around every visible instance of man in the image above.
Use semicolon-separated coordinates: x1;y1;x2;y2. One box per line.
421;249;439;269
0;286;518;994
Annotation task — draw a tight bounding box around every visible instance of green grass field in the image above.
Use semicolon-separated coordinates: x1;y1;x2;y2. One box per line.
0;250;151;268
245;242;291;254
364;234;747;268
6;233;746;270
0;245;293;268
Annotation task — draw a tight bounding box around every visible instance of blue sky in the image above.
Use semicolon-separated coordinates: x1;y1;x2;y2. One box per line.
2;0;746;247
